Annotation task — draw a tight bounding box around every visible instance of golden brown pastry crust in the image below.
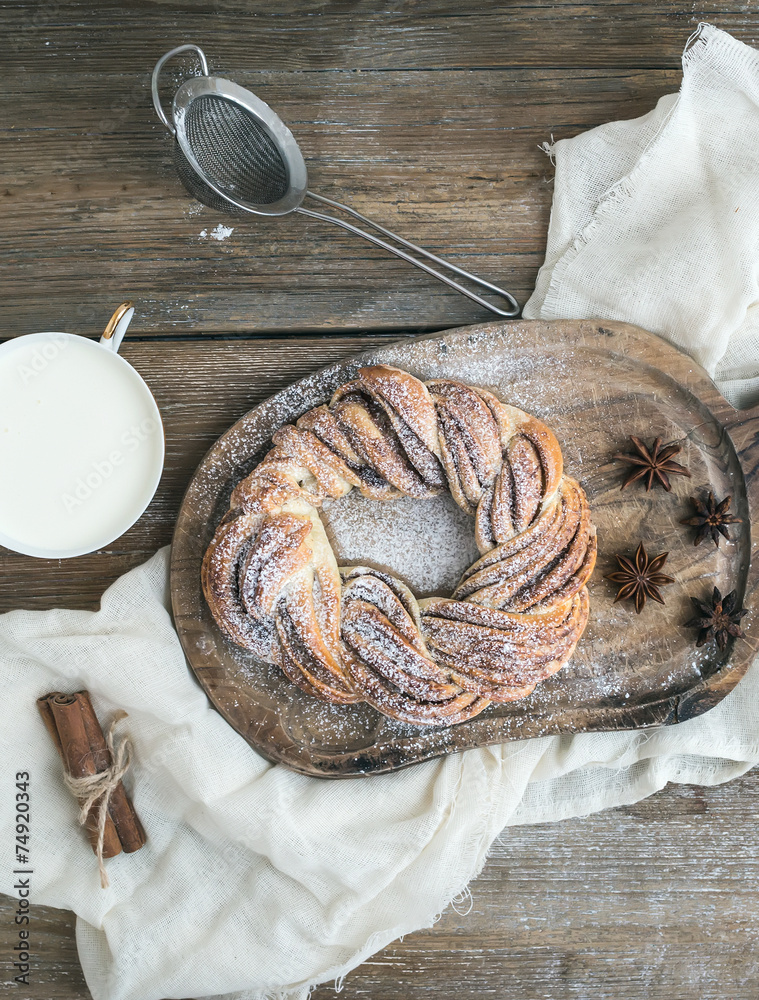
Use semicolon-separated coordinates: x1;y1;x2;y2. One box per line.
202;365;596;726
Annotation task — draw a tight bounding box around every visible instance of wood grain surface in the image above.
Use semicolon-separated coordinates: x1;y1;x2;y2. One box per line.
2;1;759;997
0;1;704;336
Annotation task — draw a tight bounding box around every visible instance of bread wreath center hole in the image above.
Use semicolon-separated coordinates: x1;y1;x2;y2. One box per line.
321;490;479;599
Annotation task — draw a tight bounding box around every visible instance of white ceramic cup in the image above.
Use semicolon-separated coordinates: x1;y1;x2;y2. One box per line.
0;304;165;559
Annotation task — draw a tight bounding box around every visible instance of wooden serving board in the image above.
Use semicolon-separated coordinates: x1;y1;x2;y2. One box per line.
170;320;759;777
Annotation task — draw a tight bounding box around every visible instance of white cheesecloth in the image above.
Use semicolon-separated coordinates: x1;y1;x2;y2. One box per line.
524;23;759;410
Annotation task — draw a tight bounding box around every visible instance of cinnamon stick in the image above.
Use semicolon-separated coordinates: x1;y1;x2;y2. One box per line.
37;692;122;859
75;693;146;853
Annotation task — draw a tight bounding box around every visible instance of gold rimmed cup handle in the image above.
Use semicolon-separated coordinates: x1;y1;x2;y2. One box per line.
100;302;135;353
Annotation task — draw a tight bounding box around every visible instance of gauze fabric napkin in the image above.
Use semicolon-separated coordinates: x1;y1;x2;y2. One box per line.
524;22;759;410
3;21;759;1000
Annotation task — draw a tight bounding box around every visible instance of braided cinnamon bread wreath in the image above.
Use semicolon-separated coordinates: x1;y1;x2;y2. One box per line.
202;365;597;727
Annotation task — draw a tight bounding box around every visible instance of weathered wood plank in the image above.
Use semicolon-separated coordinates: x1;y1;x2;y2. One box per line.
4;771;759;1000
0;66;681;336
3;1;759;73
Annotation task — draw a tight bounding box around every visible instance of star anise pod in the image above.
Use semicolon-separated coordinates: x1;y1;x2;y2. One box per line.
605;542;675;614
613;436;691;492
683;587;748;651
680;492;741;548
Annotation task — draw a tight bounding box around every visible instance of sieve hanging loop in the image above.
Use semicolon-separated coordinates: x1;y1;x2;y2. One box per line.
152;44;521;317
152;44;210;136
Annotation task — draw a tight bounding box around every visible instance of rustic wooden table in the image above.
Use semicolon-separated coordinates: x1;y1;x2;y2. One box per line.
2;3;758;998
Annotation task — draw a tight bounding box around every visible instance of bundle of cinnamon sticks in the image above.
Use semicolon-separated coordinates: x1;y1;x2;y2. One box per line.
37;691;145;858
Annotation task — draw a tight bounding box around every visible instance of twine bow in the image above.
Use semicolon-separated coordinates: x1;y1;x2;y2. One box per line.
63;712;132;888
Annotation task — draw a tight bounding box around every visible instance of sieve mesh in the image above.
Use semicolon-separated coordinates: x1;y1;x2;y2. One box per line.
173;143;242;215
183;95;290;206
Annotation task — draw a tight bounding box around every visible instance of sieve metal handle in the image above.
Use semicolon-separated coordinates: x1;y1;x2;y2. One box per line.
152;45;210;136
298;192;520;317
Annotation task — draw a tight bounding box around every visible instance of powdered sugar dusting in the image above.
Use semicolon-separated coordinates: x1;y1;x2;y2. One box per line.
199;224;234;241
321;491;479;598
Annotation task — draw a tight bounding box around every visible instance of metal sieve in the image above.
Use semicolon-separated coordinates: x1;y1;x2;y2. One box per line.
152;44;520;317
